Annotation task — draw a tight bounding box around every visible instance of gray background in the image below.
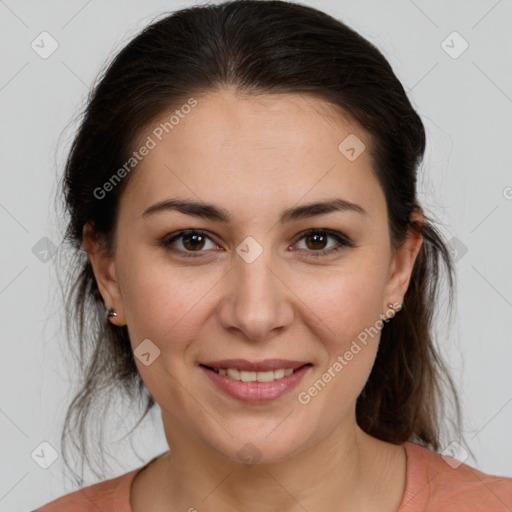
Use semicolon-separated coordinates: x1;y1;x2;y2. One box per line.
1;0;511;510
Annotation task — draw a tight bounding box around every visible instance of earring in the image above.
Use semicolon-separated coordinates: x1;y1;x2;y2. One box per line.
105;307;117;319
385;303;402;320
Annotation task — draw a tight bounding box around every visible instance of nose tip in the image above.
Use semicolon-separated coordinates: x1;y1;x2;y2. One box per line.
218;256;294;341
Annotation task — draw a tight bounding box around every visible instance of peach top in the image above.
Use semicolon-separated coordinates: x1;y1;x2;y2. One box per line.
33;441;512;511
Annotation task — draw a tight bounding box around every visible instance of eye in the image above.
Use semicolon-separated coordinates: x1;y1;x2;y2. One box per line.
160;228;353;259
292;228;353;258
160;229;220;258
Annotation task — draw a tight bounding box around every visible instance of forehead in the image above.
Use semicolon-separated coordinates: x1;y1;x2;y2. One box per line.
149;88;364;157
120;89;384;224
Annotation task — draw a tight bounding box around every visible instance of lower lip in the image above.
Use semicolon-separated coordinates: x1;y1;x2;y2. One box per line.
200;365;311;403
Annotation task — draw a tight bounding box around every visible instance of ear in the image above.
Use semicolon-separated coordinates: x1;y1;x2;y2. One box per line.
383;207;424;314
83;222;126;325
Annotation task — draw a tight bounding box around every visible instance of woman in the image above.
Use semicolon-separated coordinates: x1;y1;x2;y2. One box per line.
34;1;512;511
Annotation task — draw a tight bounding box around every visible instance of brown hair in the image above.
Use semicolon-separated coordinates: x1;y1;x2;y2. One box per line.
55;0;465;486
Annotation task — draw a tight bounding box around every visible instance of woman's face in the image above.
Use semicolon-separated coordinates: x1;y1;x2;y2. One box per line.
87;88;422;464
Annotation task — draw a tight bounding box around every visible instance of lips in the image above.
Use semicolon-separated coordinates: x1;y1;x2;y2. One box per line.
199;360;312;402
199;359;310;372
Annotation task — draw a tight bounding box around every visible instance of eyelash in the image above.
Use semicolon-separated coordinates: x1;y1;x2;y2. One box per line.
160;228;353;259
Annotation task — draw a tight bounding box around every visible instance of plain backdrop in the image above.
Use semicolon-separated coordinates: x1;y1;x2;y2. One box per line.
0;0;511;510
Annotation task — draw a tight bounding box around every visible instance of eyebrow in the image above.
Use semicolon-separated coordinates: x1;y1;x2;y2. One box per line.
142;197;368;223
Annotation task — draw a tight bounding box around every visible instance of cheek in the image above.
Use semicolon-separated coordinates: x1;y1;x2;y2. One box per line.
117;252;221;352
291;261;387;403
296;271;384;416
117;259;209;403
296;262;387;341
119;268;176;341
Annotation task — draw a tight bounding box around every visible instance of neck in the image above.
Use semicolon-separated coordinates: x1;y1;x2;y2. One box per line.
148;411;406;512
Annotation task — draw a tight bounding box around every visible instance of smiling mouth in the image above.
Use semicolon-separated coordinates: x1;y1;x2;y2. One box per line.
200;364;311;383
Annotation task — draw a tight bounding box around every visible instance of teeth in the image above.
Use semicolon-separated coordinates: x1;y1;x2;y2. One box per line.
213;367;298;382
227;368;240;380
273;369;285;379
240;370;257;382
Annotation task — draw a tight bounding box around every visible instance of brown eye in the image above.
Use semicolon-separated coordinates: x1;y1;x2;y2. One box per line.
161;229;219;258
161;228;353;260
304;232;328;250
294;229;353;258
181;232;207;251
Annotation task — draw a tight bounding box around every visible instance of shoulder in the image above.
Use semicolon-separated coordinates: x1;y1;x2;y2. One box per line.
32;468;139;512
400;441;512;511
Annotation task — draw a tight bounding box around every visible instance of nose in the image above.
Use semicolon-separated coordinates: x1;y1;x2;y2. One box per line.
217;245;295;341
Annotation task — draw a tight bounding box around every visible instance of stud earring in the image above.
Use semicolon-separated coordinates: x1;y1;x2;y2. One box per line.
385;303;402;320
105;307;117;319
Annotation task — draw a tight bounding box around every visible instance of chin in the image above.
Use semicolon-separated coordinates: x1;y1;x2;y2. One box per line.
205;423;307;466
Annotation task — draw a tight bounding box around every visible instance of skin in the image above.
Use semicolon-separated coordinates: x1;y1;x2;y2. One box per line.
84;87;423;512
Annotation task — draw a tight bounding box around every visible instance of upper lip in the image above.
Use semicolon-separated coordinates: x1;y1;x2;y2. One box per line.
200;359;310;372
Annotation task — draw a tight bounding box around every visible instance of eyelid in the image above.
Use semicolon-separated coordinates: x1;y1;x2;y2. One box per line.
160;229;220;258
290;228;353;258
292;228;352;247
160;228;353;259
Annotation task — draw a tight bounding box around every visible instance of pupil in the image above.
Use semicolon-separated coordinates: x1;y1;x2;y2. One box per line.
307;233;326;250
184;234;204;251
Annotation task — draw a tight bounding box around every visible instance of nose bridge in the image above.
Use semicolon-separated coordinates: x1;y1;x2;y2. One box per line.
220;238;292;340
